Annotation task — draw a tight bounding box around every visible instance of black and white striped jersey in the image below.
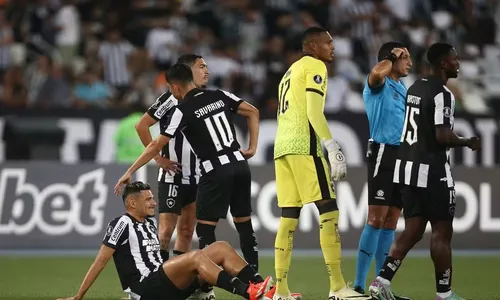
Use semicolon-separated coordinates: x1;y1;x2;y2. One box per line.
394;76;455;188
147;91;200;185
98;41;134;87
102;214;163;292
162;88;245;173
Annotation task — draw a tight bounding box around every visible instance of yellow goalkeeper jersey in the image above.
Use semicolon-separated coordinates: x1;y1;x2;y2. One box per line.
274;54;328;159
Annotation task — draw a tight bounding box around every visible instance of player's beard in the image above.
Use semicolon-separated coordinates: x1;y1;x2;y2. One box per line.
446;70;458;79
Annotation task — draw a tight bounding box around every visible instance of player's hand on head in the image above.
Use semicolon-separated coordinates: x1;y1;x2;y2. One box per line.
154;156;181;175
391;48;404;58
324;140;347;181
467;136;481;151
114;172;132;195
240;148;256;159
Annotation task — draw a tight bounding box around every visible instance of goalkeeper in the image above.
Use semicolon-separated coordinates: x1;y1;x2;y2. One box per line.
271;26;371;300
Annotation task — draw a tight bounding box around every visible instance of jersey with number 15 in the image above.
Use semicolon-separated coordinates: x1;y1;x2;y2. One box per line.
274;54;328;159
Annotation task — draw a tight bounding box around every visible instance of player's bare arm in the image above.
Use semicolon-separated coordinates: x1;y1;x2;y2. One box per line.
114;135;171;194
236;101;260;159
57;245;115;300
368;48;405;88
135;113;181;174
435;126;481;150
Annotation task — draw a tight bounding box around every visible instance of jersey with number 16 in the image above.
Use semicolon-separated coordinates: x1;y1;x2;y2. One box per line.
274;55;328;159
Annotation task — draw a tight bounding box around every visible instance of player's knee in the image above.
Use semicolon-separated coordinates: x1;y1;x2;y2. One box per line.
177;223;195;241
281;207;301;219
191;249;205;264
407;229;424;245
384;207;402;228
212;240;232;251
314;199;338;215
431;229;452;243
159;225;175;240
367;216;386;228
382;215;399;230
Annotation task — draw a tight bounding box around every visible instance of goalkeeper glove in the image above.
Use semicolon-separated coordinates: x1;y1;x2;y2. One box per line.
324;139;347;181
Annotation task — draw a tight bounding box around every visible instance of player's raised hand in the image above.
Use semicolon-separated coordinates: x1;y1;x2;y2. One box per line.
240;148;256;159
467;136;481;151
154;156;181;175
114;172;132;195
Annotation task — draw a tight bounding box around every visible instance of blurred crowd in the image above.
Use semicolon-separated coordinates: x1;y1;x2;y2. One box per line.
1;0;500;116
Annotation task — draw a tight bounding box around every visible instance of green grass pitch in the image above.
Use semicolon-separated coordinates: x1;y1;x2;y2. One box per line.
0;256;498;300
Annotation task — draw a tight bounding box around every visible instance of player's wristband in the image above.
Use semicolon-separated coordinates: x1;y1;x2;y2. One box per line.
385;53;398;64
324;139;340;153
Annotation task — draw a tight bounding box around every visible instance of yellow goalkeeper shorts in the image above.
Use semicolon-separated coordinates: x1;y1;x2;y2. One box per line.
274;154;336;207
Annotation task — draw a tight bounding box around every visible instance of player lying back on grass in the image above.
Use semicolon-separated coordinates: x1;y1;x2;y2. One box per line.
57;181;272;300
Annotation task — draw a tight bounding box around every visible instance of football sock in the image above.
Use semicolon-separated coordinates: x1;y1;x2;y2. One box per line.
195;222;216;249
275;217;298;295
375;228;395;275
196;222;217;292
378;256;402;282
235;220;259;272
237;264;264;283
160;250;169;261
319;210;346;292
436;267;452;293
354;224;381;289
217;270;249;298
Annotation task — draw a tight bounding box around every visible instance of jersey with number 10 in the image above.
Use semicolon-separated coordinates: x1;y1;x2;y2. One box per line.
162;88;243;161
274;54;328;159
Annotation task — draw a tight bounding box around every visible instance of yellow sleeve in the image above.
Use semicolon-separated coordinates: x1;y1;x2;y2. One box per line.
304;59;332;141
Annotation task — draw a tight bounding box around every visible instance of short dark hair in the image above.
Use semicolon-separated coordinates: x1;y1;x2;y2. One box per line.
176;54;202;67
302;26;328;44
377;41;407;62
426;42;454;66
122;181;151;202
165;63;194;85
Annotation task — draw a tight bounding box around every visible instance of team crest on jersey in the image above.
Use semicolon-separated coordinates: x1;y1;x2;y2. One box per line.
147;222;157;234
151;98;161;109
166;198;175;208
105;224;113;236
313;75;322;84
443;107;452;118
449;206;456;216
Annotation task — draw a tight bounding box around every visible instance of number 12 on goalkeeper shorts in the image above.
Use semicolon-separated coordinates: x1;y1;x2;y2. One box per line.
278;79;290;116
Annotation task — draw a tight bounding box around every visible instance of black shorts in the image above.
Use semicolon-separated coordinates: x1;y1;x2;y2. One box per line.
401;181;456;222
197;160;252;221
135;267;199;300
366;141;402;208
158;183;197;215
